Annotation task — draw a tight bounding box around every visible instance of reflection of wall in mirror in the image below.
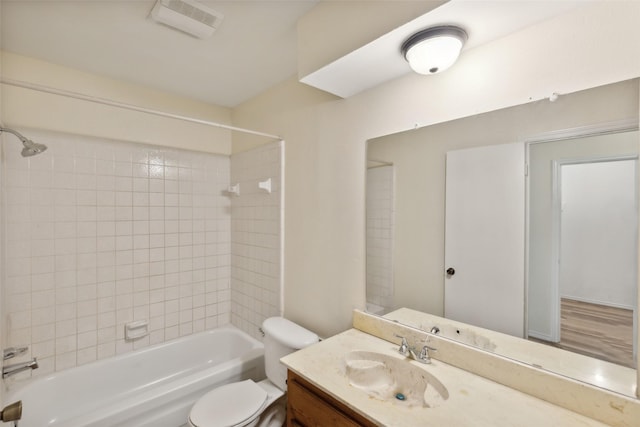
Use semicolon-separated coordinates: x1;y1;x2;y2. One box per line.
528;133;638;342
560;160;636;304
366;78;639;318
366;165;395;314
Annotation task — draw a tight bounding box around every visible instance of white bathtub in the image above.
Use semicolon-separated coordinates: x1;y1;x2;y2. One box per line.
6;326;265;427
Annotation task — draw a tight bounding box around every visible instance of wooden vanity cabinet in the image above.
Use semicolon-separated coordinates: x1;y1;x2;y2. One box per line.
286;370;377;427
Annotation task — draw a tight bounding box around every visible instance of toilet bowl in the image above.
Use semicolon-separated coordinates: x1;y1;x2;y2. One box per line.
188;317;318;427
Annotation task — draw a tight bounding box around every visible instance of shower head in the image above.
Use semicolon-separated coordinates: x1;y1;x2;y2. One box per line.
20;139;48;157
0;127;48;157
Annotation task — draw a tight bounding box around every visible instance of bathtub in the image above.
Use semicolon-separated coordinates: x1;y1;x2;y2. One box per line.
6;326;265;427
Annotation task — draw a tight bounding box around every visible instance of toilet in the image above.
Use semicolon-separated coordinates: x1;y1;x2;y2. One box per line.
187;317;318;427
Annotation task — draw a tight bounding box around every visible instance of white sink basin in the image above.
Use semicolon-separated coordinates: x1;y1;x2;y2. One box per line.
344;351;449;408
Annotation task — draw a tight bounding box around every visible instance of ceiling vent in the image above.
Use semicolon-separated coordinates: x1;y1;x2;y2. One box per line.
150;0;224;39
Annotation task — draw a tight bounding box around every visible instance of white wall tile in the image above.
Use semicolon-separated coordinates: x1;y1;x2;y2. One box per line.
230;141;283;339
366;166;395;313
3;131;231;374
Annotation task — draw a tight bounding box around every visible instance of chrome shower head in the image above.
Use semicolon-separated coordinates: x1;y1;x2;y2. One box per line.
0;127;48;157
21;139;48;157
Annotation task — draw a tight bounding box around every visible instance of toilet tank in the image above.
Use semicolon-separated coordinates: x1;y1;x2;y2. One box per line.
262;317;318;390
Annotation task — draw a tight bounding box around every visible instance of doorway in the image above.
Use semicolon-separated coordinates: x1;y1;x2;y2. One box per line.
551;157;638;367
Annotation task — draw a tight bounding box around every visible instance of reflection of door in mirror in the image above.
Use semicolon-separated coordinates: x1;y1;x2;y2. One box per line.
528;131;639;368
443;142;525;337
366;162;395;315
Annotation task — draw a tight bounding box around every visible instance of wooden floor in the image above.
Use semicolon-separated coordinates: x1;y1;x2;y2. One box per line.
531;298;635;368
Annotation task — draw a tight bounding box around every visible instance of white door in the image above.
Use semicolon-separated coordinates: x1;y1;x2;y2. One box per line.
444;142;525;337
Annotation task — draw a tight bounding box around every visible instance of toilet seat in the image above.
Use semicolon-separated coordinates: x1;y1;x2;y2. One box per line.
189;380;268;427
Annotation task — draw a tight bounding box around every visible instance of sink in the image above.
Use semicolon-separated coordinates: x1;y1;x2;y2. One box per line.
344;351;449;408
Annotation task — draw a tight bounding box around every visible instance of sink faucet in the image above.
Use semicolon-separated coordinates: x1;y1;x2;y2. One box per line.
395;335;437;364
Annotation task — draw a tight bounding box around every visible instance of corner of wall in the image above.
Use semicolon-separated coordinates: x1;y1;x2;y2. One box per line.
229;140;284;339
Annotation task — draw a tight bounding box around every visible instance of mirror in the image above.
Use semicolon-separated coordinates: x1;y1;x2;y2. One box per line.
365;78;639;397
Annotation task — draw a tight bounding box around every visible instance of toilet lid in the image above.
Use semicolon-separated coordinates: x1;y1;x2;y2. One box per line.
189;380;268;427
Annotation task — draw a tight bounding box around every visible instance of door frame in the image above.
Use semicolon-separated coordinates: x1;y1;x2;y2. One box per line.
524;118;639;344
551;155;638;344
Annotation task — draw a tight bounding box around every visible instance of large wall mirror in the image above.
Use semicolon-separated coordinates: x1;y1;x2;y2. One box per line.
365;78;639;397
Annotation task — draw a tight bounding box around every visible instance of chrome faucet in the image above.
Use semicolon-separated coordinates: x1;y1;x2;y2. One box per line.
395;335;437;364
3;358;38;378
430;326;440;335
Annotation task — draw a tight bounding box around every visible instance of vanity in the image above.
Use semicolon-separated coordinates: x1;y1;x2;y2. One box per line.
282;310;640;426
286;369;376;427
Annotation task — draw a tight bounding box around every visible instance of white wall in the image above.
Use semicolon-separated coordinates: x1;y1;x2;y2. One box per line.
560;160;637;307
234;2;640;337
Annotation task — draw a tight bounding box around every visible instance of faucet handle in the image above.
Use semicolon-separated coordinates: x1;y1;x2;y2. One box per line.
420;344;437;354
394;335;410;355
3;347;28;361
418;344;437;363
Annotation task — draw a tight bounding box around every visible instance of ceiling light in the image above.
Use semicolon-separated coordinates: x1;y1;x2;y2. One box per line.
401;26;468;75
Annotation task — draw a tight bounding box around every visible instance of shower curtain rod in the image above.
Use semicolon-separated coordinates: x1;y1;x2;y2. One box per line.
0;78;282;140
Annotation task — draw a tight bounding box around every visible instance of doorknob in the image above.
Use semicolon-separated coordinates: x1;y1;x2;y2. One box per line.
446;267;455;276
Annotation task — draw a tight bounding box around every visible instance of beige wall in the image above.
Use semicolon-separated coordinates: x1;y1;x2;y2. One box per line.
233;2;640;338
1;52;234;155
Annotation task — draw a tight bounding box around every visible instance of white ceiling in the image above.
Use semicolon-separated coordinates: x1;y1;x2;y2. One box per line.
1;0;592;108
0;0;319;108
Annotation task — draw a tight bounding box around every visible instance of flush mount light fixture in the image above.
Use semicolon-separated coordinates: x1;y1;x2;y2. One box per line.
401;26;468;75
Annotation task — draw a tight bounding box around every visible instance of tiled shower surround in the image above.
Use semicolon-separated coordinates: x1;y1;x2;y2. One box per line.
366;165;395;314
230;142;283;339
2;129;282;377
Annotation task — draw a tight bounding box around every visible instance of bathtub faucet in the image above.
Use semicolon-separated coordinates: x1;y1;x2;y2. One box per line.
2;358;38;378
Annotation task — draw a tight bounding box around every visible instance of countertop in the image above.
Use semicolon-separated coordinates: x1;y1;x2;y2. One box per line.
281;328;608;427
384;307;636;398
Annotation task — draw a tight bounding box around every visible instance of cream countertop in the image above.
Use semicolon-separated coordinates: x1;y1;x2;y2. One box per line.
281;328;608;427
384;308;636;398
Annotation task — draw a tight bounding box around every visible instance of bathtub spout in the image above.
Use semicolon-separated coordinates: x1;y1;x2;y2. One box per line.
2;358;38;378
